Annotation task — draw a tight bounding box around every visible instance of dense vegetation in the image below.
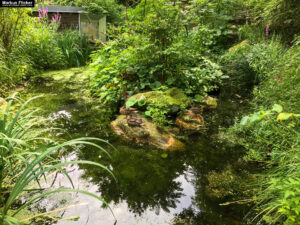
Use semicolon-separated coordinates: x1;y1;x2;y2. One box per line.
0;8;92;95
0;0;299;224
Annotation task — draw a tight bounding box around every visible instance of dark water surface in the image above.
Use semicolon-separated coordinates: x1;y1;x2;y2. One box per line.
23;69;250;225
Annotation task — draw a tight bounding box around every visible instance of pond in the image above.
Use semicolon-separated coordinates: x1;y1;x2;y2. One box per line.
22;68;250;225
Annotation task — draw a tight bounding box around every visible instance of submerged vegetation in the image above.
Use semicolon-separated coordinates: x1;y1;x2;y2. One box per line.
0;0;299;224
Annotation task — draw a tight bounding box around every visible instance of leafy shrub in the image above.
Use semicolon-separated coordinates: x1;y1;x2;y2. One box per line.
22;20;66;70
0;9;36;93
194;0;244;50
52;0;124;25
90;2;226;113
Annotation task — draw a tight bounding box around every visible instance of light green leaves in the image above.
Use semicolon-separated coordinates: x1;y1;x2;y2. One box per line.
138;98;147;107
272;104;283;113
277;113;294;121
125;97;147;108
194;94;203;102
240;104;299;125
125;97;138;108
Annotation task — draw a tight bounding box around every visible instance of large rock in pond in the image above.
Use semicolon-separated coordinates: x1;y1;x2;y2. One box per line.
176;107;205;131
111;113;184;151
126;88;191;114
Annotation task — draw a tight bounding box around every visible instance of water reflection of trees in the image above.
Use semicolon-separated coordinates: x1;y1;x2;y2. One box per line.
176;136;247;225
78;145;187;215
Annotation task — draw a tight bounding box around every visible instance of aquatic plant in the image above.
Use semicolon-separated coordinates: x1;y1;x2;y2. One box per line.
0;94;116;224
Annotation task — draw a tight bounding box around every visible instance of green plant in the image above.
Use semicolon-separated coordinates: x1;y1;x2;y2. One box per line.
0;95;116;224
52;0;124;25
0;9;35;93
231;104;300;224
56;29;92;67
90;1;226;114
22;19;66;70
246;0;300;42
221;39;285;85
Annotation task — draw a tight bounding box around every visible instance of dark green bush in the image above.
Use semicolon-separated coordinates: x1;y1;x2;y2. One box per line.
246;0;300;42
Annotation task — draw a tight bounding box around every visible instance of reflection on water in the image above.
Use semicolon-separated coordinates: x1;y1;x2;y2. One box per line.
23;70;249;225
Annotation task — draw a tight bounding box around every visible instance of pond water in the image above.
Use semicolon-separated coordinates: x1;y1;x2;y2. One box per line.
22;68;250;225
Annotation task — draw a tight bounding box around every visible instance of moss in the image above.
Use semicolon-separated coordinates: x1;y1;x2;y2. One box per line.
206;165;256;200
228;40;249;52
202;96;217;110
128;88;191;112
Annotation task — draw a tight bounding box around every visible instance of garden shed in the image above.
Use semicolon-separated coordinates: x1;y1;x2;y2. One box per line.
33;5;106;42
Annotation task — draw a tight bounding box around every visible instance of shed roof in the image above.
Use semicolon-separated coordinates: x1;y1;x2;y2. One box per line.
34;5;86;13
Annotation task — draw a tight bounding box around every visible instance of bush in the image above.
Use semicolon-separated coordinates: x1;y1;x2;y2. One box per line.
0;9;35;93
90;2;226;112
52;0;124;25
221;39;286;85
22;20;66;70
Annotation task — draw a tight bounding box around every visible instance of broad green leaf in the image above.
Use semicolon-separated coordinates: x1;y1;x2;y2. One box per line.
272;104;283;113
145;111;151;116
194;95;203;102
125;97;137;108
138;99;147;107
149;81;161;90
277;113;294;121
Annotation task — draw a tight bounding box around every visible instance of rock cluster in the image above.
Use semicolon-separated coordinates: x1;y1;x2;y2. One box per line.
111;89;217;150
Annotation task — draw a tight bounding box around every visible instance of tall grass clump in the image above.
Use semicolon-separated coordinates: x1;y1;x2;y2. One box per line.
56;30;92;68
226;37;300;224
0;95;116;224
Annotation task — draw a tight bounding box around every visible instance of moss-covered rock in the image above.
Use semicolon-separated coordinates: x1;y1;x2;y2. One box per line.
127;88;191;114
202;96;218;110
111;113;185;151
176;109;205;131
